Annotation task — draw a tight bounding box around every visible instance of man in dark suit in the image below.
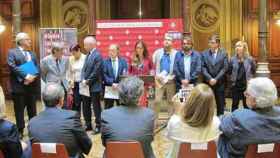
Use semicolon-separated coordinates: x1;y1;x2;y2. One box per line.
173;33;201;92
7;32;38;138
81;35;103;134
201;34;228;115
103;44;128;109
28;83;92;158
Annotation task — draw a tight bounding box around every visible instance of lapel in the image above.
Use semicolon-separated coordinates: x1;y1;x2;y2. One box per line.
50;56;60;75
208;51;215;66
117;58;122;76
179;52;185;74
84;50;94;72
16;48;27;63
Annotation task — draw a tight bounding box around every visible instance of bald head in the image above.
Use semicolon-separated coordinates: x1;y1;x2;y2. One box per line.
83;36;97;52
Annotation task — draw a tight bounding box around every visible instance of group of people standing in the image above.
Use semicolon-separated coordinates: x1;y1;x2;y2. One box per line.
2;30;261;157
6;31;257;136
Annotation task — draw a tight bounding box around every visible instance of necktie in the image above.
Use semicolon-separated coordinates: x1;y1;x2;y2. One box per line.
112;60;117;79
56;59;61;73
23;51;29;61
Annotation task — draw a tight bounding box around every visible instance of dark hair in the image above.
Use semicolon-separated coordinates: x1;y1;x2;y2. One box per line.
69;44;81;52
134;40;149;59
209;34;220;44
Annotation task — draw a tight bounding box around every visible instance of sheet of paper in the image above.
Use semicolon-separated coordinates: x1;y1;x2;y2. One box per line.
257;143;275;153
104;86;119;99
191;143;208;150
40;143;57;154
79;82;90;97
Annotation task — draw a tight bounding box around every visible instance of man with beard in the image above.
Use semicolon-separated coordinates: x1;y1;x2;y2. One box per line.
173;33;201;92
152;33;177;123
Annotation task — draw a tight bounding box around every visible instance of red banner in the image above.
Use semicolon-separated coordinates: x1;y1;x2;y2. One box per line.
96;18;183;61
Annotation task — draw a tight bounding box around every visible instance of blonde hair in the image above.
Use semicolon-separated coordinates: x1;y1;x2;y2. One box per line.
0;86;6;119
235;40;250;58
181;84;216;127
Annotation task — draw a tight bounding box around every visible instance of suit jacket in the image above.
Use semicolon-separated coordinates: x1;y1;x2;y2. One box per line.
28;107;92;157
40;55;69;90
201;48;228;88
103;57;128;86
0;119;23;158
228;56;256;86
7;47;39;94
173;50;201;91
152;48;177;76
81;49;103;93
218;107;280;158
101;106;155;158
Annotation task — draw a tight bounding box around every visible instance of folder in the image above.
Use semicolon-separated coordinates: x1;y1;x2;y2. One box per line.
19;61;39;75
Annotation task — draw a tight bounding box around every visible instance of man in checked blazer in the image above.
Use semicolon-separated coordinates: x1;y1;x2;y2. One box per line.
201;34;228;116
40;42;70;109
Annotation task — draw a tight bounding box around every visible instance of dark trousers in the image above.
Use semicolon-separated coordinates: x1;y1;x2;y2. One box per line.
231;87;247;112
82;92;101;129
72;82;82;114
104;99;119;109
12;92;36;133
211;84;225;116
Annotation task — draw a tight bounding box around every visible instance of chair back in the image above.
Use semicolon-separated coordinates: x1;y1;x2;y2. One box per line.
32;143;69;158
106;141;145;158
178;141;217;158
0;150;4;158
245;143;280;158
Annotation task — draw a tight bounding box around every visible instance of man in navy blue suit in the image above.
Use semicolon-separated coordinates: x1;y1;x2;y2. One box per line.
81;35;103;134
7;32;38;138
201;34;228;115
173;33;201;92
103;44;128;109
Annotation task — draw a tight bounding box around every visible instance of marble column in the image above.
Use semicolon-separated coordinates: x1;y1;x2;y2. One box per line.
13;0;21;43
256;0;270;77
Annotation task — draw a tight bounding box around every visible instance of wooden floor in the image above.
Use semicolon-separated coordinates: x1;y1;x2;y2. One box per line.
4;99;235;158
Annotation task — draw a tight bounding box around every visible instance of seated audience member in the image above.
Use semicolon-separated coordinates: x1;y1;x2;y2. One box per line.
0;86;29;158
166;84;221;158
28;83;92;158
218;77;280;158
101;76;155;158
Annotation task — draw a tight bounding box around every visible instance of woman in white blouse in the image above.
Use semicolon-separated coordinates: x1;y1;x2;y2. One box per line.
166;83;221;158
68;44;86;113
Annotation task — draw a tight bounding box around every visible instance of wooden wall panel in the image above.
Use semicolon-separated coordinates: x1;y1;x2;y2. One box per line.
245;0;280;90
0;0;39;97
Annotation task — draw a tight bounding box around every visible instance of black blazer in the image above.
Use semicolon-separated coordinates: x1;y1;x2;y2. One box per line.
201;48;228;86
7;47;39;94
0;119;23;158
81;48;103;93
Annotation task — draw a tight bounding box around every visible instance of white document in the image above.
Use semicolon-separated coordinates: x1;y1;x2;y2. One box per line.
257;143;275;153
40;143;57;154
191;143;208;150
79;82;90;97
104;86;119;99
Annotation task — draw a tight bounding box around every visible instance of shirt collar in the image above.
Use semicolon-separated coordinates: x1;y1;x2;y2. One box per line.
111;57;118;62
183;50;192;57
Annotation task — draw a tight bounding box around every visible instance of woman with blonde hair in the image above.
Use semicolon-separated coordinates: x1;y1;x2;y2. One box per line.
166;84;221;158
229;40;256;111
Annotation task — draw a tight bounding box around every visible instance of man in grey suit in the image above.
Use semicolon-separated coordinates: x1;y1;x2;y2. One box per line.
101;76;155;158
218;77;280;158
7;32;39;138
41;42;70;108
28;83;92;158
81;36;103;134
201;34;228;115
